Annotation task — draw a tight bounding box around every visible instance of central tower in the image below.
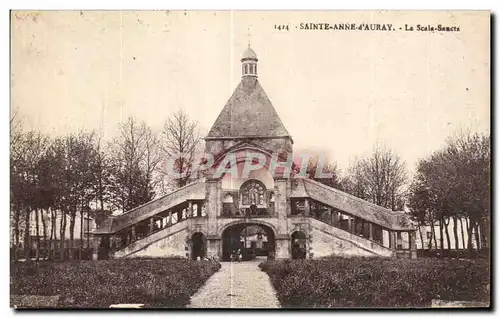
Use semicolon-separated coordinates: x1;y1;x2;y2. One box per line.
205;46;293;162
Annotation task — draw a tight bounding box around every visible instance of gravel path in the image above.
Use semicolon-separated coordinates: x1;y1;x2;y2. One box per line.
188;258;281;308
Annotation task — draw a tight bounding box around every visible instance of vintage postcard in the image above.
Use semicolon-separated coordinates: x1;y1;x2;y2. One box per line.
10;10;490;309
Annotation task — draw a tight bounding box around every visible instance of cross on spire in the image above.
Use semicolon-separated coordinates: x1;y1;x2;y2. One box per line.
246;27;252;48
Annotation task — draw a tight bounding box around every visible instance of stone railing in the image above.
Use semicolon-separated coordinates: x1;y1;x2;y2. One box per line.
303;179;413;231
107;181;206;233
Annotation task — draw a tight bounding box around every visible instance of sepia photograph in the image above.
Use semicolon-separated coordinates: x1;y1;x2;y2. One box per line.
9;10;490;309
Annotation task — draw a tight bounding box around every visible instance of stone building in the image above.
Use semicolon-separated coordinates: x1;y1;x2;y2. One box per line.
93;46;416;260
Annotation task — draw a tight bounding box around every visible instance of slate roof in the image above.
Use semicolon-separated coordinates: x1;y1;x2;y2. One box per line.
206;76;291;139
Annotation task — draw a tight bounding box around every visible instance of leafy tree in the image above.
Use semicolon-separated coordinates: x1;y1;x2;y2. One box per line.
408;130;490;256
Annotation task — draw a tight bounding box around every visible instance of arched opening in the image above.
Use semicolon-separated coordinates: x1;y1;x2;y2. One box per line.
221;222;276;262
191;232;206;260
291;231;307;259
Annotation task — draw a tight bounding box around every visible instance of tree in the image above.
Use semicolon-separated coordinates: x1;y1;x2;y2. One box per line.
10;111;24;258
408;130;490;256
160;109;201;189
344;145;408;210
89;137;113;227
109;117;160;213
10;129;50;261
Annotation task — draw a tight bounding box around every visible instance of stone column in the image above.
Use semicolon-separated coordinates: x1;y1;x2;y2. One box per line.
304;198;310;217
389;230;395;249
347;216;353;234
368;223;373;240
206;235;220;260
149;218;154;234
275;235;290;259
395;231;401;249
206;180;220;236
131;226;136;242
168;211;172;226
275;178;289;234
332;210;339;227
188;201;193;218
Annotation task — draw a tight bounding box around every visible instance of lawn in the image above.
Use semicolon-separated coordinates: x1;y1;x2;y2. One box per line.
259;257;490;308
11;258;221;308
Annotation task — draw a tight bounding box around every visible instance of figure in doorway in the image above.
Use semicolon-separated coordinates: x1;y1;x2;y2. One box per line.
237;248;242;262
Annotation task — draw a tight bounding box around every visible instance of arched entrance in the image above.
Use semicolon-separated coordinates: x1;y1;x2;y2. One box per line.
191;232;206;260
291;231;307;259
221;223;276;261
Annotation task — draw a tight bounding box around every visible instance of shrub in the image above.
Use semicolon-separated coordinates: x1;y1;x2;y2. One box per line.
11;258;221;308
260;257;490;308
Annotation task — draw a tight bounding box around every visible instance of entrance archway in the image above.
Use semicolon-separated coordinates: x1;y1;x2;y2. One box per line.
221;222;276;261
291;231;307;259
191;232;206;260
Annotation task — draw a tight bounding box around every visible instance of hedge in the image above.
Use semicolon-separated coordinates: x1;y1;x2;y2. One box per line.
11;258;221;308
259;257;490;308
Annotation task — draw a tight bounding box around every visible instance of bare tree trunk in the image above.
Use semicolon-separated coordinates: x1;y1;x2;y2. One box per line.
60;210;67;260
40;209;47;260
452;216;459;258
80;205;84;260
35;209;40;261
473;222;481;252
14;206;20;261
48;208;54;260
459;218;466;251
417;225;424;252
466;218;473;252
430;222;438;250
444;218;452;258
439;219;444;257
24;208;31;262
69;210;76;260
51;208;58;260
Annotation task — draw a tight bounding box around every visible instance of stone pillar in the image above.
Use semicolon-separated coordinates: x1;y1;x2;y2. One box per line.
304;198;310;217
206;180;220;236
395;231;401;249
347;216;353;233
332;210;338;227
188;201;193;218
206;236;220;260
275;179;289;235
368;223;373;240
149;218;154;234
382;229;390;247
168;211;172;226
389;230;395;249
275;235;290;259
131;226;136;242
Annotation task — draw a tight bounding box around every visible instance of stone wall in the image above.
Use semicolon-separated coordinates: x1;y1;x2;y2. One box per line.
309;218;394;258
114;221;190;258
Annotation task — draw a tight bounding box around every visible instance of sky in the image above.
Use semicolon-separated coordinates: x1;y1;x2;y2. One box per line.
11;10;490;173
